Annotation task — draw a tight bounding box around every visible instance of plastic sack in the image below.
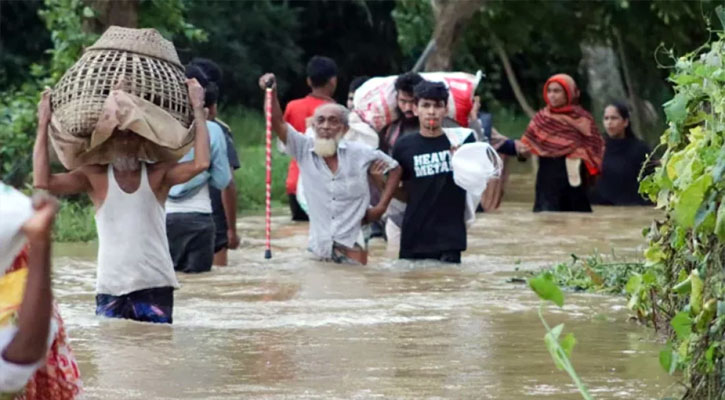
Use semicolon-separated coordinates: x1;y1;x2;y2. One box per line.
0;183;33;273
451;142;503;198
352;71;483;131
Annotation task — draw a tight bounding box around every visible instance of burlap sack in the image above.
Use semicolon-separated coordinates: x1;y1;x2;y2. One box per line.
49;26;194;169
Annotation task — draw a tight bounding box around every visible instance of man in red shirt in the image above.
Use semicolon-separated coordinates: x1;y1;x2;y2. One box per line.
284;56;338;220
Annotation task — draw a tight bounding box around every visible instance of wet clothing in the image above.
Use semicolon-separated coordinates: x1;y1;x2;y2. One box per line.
167;122;232;202
404;250;461;264
166;121;232;273
166;212;215;273
283;94;332;196
591;136;652;206
288;195;309;221
96;164;179;297
521;74;604;176
2;249;82;399
534;156;592;212
209;120;241;251
392;132;474;261
95;287;174;324
522;74;604;212
284;124;397;259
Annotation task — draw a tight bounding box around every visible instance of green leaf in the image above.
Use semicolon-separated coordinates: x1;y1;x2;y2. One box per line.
625;274;642;294
664;93;688;125
673;276;692;294
717;5;725;30
690;270;704;315
544;324;566;370
716;201;725;241
529;274;564;307
674;174;713;228
560;332;576;358
659;343;676;374
671;311;692;340
705;343;718;372
82;6;95;18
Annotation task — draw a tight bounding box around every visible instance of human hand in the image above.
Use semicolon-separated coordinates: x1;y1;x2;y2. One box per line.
258;73;277;91
363;205;386;224
227;229;240;250
21;193;59;244
37;89;52;129
186;78;205;110
514;140;531;157
368;160;388;189
469;95;481;119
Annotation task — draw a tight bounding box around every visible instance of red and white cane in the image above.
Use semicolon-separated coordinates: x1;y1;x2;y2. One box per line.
264;80;274;259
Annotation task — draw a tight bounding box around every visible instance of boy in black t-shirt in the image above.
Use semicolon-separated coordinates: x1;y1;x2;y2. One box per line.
391;81;474;264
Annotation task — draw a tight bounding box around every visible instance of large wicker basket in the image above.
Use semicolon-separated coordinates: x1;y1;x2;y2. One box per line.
51;26;192;138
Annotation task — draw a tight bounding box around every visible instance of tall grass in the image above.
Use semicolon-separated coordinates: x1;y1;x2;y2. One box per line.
53;199;96;242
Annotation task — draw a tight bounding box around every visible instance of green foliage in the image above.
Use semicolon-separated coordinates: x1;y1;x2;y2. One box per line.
540;253;647;295
235;146;290;212
529;272;564;307
529;273;593;400
219;105;290;210
635;32;725;399
392;0;717;141
52;198;97;242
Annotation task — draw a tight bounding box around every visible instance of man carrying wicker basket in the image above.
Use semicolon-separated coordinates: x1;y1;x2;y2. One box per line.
31;27;212;324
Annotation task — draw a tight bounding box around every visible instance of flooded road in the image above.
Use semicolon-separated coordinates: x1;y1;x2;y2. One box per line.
53;173;676;399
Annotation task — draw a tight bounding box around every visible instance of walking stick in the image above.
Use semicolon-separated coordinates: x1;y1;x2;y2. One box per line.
264;79;274;259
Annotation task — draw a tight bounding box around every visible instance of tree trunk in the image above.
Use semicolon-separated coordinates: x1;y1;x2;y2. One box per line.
614;28;660;143
579;42;627;125
424;0;483;71
83;0;139;33
492;36;535;118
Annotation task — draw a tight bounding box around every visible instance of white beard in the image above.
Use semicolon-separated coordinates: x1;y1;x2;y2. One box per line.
313;137;339;157
111;156;140;171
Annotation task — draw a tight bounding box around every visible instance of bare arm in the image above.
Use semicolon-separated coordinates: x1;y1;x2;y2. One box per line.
2;195;58;365
393;183;408;202
364;160;403;222
163;79;211;186
33;90;90;195
258;73;287;143
221;180;240;249
377;166;402;210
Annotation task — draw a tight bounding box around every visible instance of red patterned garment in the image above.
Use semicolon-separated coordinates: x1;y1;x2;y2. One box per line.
6;248;83;400
522;74;605;176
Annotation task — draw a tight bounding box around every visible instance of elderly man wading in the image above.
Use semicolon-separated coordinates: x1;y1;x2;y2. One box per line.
259;73;402;265
32;79;211;324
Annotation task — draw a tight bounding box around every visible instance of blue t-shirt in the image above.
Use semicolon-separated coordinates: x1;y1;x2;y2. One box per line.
168;121;231;200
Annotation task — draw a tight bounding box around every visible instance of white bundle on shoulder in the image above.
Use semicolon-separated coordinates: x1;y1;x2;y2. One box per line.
0;183;33;272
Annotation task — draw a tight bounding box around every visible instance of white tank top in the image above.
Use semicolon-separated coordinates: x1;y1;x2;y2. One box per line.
95;164;179;296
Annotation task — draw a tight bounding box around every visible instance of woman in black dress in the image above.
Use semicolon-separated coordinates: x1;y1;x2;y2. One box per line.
591;102;652;205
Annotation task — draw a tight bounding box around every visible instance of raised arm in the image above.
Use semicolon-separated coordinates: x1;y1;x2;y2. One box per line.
33;90;90;195
164;78;211;186
3;195;57;366
258;73;287;143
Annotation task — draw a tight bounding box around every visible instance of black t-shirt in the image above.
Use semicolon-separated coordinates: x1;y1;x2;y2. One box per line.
210;120;241;232
392;132;474;259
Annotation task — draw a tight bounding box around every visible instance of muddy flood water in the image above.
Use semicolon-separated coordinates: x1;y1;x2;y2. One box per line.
53;173;677;399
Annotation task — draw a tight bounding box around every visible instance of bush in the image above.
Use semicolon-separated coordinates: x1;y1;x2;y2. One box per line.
52;198;96;242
